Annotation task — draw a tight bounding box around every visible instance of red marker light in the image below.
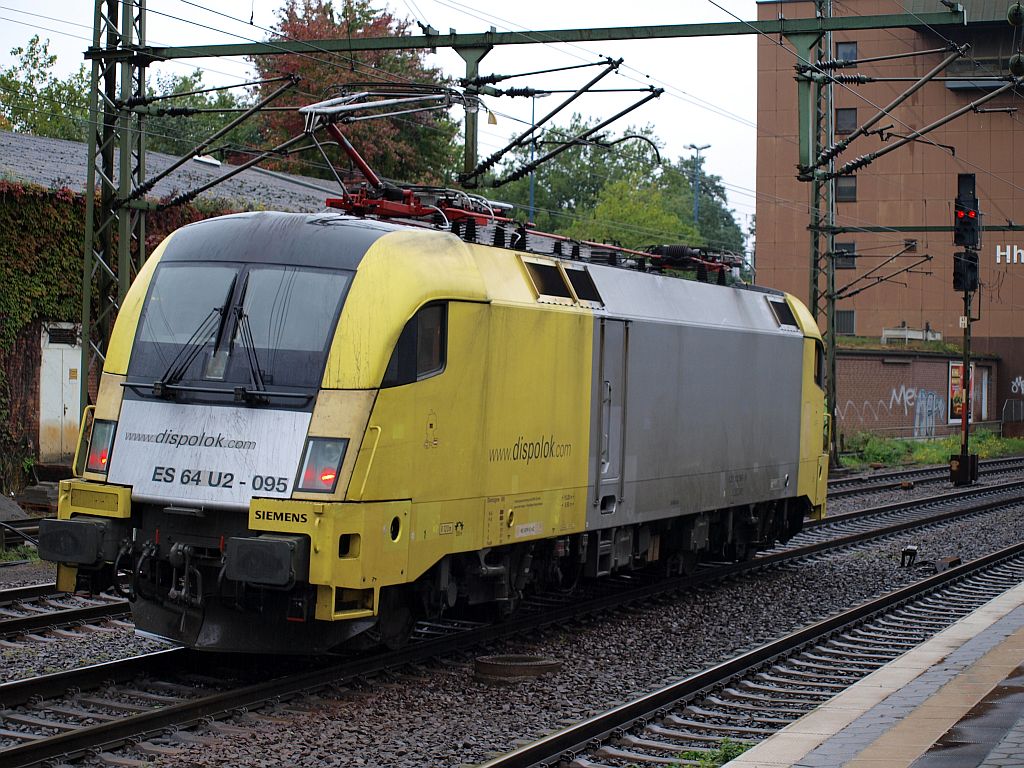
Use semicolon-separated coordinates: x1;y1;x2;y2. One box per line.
297;438;348;492
86;420;116;474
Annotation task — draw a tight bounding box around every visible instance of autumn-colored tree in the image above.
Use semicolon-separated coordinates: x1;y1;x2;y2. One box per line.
252;0;459;183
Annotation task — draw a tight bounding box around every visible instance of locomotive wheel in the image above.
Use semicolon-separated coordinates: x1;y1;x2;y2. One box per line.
377;586;416;650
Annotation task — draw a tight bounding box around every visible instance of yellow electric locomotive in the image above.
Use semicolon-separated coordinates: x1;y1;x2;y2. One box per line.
40;206;828;653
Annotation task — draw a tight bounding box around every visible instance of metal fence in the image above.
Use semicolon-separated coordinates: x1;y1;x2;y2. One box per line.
1002;399;1024;431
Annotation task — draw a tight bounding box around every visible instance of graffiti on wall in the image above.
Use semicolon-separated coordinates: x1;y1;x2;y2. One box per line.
1012;375;1024;395
838;384;946;438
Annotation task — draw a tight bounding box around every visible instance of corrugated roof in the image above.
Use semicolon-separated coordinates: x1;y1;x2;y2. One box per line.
0;130;340;211
907;0;1007;24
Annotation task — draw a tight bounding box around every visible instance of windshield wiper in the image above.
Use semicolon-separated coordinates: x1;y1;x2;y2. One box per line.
232;306;268;403
153;307;223;398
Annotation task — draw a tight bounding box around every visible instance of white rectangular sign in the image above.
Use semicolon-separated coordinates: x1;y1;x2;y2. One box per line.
108;400;311;508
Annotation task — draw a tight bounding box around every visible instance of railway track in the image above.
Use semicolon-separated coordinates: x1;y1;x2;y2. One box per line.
826;456;1024;498
479;543;1024;768
0;585;129;641
4;482;1024;767
793;477;1024;552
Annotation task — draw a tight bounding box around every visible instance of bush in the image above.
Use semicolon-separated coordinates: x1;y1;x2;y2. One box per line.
841;430;1024;468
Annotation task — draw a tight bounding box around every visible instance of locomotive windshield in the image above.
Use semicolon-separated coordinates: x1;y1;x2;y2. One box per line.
128;261;352;395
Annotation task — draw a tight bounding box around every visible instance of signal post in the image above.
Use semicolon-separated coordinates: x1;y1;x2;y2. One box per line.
950;173;980;486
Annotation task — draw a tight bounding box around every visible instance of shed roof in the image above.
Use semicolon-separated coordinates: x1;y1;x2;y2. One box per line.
0;130;340;212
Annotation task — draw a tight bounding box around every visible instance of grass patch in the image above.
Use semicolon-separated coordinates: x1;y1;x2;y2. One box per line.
674;738;754;767
835;335;970;356
0;543;39;563
841;430;1024;469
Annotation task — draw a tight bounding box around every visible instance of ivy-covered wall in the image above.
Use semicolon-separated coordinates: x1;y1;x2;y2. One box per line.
0;180;235;488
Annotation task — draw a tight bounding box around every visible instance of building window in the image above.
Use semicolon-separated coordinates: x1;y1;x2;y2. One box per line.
835;107;857;135
834;242;856;269
836;309;856;336
836;41;858;62
836;175;857;202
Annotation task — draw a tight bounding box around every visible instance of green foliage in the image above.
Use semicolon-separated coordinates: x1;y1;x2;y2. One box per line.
667;157;745;253
0;180;236;491
674;738;754;767
495;116;744;253
836;335;966;355
0;36;89;141
495;116;663;234
852;434;914;466
564;175;698;250
0;183;83;351
144;71;262;158
841;430;1024;468
0;544;39;563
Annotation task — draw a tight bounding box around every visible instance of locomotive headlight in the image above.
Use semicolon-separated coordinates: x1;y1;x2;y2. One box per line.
86;419;117;474
296;437;348;493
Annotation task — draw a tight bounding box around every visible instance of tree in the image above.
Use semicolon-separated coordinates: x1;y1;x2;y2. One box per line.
251;0;459;183
0;36;89;141
492;116;744;253
665;156;744;253
144;71;262;158
564;176;698;250
494;115;663;234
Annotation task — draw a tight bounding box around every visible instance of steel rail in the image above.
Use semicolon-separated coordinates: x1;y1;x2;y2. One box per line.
477;541;1024;768
0;648;188;708
0;584;55;603
827;456;1024;492
0;601;130;638
812;477;1024;530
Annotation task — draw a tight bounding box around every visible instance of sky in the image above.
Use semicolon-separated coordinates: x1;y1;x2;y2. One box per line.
0;0;761;229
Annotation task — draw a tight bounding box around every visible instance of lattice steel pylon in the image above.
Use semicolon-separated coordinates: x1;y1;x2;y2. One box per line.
789;0;838;463
81;0;147;409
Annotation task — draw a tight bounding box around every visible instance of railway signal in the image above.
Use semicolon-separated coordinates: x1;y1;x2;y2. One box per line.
953;201;981;249
952;250;979;292
950;173;980;487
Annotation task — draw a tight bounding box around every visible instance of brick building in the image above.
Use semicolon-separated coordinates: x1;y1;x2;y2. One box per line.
756;0;1024;437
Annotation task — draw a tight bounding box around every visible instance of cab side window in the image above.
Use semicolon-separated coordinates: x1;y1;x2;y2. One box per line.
382;302;447;387
814;340;825;389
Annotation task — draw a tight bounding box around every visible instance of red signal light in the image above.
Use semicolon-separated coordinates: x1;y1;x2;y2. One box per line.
320;470;337;484
957;210;965;218
968;210;976;218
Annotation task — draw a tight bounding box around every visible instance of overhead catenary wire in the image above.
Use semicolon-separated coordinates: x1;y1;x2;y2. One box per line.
12;2;1019;268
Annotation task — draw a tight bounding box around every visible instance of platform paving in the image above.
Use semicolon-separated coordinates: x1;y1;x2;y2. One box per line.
728;581;1024;768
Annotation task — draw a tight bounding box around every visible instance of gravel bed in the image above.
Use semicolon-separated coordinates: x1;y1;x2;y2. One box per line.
0;559;173;683
0;558;55;590
94;502;1024;768
826;468;1024;515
